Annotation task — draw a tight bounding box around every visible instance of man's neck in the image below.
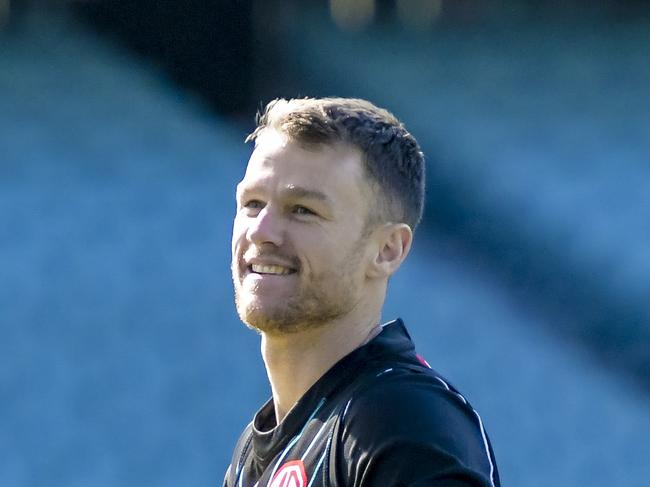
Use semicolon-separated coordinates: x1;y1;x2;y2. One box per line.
261;313;382;424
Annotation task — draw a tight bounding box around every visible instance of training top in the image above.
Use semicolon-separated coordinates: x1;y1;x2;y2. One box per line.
223;319;500;487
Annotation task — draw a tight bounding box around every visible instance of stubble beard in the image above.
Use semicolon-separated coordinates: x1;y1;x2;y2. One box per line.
232;243;366;335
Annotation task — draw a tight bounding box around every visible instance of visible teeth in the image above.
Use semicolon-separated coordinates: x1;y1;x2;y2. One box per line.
251;264;292;275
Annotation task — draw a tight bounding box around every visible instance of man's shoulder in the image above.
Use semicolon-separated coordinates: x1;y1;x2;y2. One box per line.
332;364;499;486
340;364;480;441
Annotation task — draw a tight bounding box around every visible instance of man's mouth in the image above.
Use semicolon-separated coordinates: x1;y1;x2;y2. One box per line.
249;264;296;276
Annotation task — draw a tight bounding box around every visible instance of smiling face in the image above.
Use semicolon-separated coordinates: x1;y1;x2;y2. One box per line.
231;131;376;335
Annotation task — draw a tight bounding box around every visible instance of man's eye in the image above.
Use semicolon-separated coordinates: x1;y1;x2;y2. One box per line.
241;200;264;215
293;205;316;216
243;200;265;211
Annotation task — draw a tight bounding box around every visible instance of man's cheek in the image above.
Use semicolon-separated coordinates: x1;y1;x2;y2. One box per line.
231;220;246;254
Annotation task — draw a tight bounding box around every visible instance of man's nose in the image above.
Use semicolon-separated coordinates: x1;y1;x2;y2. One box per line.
247;206;284;246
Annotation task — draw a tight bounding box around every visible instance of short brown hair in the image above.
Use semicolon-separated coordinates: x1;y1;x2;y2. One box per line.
246;97;426;232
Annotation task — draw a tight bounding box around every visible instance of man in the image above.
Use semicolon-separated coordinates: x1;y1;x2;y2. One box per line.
225;97;500;487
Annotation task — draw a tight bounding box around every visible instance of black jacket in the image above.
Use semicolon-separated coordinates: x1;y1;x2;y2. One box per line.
223;319;500;487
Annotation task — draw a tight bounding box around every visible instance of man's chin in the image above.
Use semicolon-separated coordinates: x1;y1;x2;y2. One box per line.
237;305;324;336
239;308;294;335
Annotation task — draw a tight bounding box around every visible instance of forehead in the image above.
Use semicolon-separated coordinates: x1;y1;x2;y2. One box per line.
239;131;371;204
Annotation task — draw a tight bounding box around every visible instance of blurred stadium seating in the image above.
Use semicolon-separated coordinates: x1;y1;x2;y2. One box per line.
1;3;649;486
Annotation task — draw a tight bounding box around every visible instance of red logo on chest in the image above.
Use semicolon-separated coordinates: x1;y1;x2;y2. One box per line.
269;460;308;487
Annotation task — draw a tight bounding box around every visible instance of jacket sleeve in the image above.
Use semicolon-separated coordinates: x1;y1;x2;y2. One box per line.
332;371;498;487
222;424;254;487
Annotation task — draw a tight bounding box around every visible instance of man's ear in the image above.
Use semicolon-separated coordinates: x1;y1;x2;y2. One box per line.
366;223;413;279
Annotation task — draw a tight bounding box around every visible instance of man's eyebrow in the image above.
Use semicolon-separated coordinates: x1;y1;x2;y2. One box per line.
235;183;332;206
281;186;331;204
235;181;260;198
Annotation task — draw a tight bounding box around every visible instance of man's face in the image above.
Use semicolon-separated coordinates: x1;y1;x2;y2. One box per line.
231;130;374;335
